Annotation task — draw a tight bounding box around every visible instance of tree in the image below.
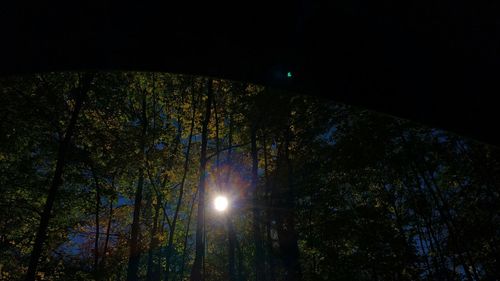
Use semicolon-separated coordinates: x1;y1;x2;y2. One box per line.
190;79;213;281
1;72;499;281
24;73;93;281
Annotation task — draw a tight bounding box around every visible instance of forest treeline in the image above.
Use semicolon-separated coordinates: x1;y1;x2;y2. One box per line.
0;72;499;281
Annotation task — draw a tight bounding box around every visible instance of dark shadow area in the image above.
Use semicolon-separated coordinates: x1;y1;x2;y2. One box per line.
1;1;499;145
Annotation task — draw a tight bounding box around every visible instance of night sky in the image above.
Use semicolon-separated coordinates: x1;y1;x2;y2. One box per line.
1;1;498;145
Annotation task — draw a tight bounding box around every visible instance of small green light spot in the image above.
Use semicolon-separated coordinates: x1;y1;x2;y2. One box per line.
287;71;292;78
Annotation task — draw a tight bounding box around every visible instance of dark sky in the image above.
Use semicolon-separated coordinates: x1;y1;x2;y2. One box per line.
1;1;499;145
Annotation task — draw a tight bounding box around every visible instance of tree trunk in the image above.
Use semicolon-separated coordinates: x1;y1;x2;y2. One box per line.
251;125;265;281
146;198;160;281
101;196;113;273
126;91;148;281
190;79;213;281
263;136;276;281
155;97;185;281
236;238;246;281
275;126;302;281
227;219;238;281
127;167;145;281
158;210;166;280
164;90;196;281
24;74;92;281
181;190;198;281
223;101;237;281
91;167;101;278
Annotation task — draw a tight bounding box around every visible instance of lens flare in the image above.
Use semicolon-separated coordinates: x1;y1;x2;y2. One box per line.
214;196;228;211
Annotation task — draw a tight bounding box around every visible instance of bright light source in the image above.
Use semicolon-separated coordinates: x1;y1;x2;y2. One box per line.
214;196;228;212
287;71;293;78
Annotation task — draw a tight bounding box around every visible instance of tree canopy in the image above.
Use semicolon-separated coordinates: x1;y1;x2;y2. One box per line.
0;72;499;281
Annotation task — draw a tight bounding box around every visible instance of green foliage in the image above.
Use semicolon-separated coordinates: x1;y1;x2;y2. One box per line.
1;72;499;280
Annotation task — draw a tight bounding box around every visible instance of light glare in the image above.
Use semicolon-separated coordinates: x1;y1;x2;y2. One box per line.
214;196;228;211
